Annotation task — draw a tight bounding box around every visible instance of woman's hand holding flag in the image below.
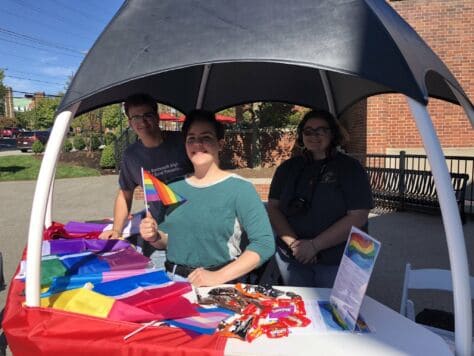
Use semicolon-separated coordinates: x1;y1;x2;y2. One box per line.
139;211;167;248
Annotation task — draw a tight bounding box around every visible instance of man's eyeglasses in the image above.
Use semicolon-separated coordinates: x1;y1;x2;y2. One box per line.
129;112;156;122
302;126;331;137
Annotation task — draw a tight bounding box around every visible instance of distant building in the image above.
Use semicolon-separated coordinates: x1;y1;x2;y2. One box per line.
11;90;45;112
4;87;15;118
13;97;33;112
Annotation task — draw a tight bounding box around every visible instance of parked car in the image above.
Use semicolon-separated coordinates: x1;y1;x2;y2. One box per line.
16;130;50;152
1;127;20;138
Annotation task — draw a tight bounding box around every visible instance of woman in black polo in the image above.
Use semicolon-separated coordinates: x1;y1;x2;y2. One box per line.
267;110;373;288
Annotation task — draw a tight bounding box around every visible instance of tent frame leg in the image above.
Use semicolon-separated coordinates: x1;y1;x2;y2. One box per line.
25;103;79;307
407;97;472;356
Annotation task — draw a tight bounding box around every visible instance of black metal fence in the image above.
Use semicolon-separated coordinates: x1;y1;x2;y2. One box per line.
112;127;474;218
353;151;474;217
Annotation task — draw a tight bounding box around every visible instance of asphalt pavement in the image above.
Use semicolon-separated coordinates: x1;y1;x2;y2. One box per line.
1;175;473;345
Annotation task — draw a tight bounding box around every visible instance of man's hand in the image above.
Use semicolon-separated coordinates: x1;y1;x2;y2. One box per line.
99;229;120;240
290;239;318;264
188;268;223;287
140;211;159;242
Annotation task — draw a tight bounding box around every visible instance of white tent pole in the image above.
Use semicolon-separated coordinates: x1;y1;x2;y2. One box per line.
25;103;79;307
447;82;474;127
44;171;55;228
319;69;336;116
196;64;212;109
407;97;472;356
45;123;70;228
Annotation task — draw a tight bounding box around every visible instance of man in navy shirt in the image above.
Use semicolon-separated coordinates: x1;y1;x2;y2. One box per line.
99;94;192;264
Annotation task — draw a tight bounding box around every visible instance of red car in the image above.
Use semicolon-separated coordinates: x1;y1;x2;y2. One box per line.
16;130;50;152
1;127;20;138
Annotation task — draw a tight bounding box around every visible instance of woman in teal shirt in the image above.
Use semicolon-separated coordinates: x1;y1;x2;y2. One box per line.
139;110;275;287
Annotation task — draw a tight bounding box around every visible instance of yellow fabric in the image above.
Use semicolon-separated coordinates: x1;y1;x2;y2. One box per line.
40;287;115;318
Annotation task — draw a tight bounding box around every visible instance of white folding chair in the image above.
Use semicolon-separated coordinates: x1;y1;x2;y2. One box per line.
400;263;474;353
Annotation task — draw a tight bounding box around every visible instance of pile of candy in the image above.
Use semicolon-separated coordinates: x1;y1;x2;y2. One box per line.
199;283;311;342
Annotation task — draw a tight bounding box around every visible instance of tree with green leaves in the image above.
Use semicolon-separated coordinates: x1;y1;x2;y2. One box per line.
15;110;35;130
102;104;124;130
34;96;62;129
256;102;298;128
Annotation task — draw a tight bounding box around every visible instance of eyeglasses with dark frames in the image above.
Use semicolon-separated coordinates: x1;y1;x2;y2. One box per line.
302;126;331;137
128;112;156;122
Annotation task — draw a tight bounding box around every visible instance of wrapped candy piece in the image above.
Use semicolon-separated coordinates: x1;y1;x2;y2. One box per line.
261;322;289;339
218;314;255;340
280;314;312;328
235;283;288;299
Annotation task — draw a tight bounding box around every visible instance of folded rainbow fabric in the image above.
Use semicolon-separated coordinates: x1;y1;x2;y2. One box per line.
92;270;198;320
41;256;68;286
64;217;142;238
40;270;198;322
59;247;150;275
167;307;234;334
17;244;150;286
42;268;157;297
42;238;131;256
64;221;110;234
40;286;169;323
92;270;172;297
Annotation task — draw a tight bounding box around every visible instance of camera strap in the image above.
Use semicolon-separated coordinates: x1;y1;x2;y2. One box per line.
293;159;328;206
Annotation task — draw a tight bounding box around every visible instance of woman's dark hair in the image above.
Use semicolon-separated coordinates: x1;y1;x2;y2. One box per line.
296;109;348;150
123;93;158;117
182;109;225;140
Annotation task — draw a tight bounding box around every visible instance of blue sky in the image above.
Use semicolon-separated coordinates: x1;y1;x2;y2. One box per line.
0;0;123;98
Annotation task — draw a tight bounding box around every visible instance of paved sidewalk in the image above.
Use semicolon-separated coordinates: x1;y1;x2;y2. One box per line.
1;175;473;330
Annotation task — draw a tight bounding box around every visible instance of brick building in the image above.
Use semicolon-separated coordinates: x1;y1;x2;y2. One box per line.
344;0;474;156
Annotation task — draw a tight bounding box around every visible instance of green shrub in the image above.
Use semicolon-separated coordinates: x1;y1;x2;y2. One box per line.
89;134;101;151
73;136;86;151
63;139;73;152
32;140;45;154
100;145;115;168
104;132;116;145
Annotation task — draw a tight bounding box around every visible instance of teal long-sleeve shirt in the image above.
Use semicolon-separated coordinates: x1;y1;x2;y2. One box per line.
161;174;275;268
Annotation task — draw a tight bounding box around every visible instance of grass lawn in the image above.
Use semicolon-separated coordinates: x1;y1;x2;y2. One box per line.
0;155;100;181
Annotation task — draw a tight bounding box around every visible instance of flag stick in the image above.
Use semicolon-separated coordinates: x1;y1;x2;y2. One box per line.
140;167;149;214
123;319;158;341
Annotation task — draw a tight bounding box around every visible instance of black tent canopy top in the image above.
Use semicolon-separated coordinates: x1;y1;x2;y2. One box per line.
59;0;473;117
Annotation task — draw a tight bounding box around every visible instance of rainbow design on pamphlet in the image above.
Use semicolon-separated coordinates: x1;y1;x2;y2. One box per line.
348;233;376;258
346;232;379;270
142;169;186;206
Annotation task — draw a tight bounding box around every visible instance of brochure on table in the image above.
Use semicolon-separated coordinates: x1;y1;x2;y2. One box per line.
328;226;381;331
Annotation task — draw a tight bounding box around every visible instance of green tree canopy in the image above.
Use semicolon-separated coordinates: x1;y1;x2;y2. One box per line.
229;102;305;129
14;110;34;129
102;104;124;130
256;102;296;128
34;97;62;129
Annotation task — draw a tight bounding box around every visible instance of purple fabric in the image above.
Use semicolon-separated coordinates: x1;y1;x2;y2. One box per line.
47;239;131;255
101;248;151;271
64;221;109;233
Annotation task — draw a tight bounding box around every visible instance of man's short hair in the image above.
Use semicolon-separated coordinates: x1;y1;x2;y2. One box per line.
123;93;158;117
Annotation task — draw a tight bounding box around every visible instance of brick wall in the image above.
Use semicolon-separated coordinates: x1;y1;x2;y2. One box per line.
220;129;297;169
366;0;474;154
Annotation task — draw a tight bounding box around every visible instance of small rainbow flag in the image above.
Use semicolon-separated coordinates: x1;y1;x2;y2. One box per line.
141;168;186;206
